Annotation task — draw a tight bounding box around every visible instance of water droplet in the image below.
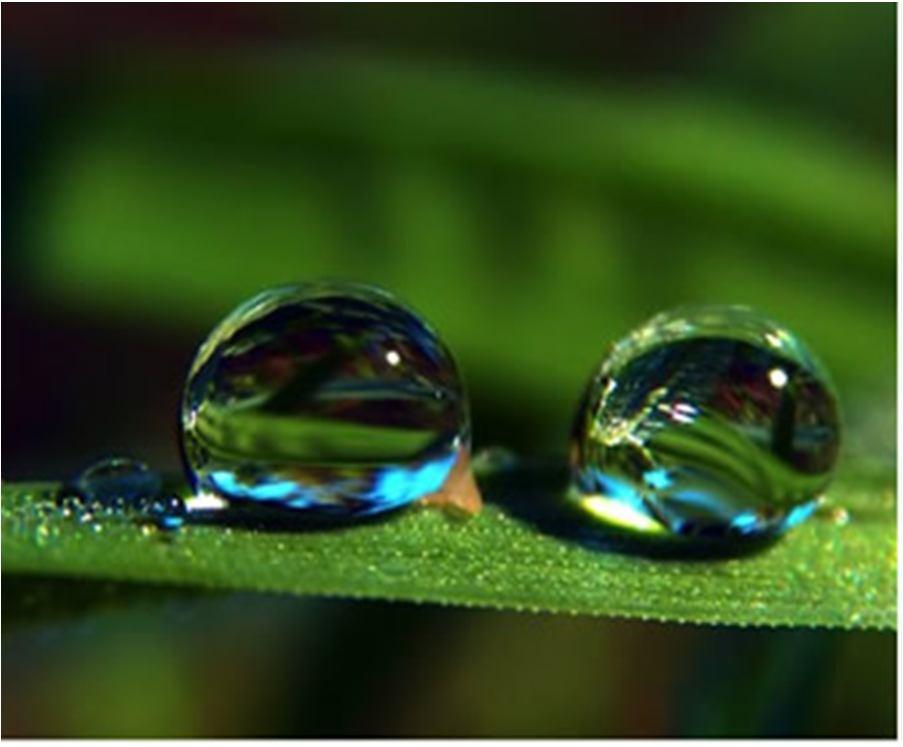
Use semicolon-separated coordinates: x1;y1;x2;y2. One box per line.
180;282;471;517
62;457;191;533
148;495;187;531
71;457;162;508
569;306;841;541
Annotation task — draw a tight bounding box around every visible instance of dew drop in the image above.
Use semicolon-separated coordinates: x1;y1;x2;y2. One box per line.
54;492;82;519
149;495;187;531
71;457;162;509
569;306;841;541
64;457;191;533
179;282;472;518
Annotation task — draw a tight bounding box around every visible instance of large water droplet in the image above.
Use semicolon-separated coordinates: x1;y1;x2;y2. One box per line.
180;282;471;517
569;306;841;541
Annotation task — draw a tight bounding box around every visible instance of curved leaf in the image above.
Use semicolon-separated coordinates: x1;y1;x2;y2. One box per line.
2;457;894;629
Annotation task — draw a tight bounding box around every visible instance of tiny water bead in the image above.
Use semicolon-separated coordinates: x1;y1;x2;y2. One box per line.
64;457;186;531
569;306;841;541
71;457;162;507
180;282;478;518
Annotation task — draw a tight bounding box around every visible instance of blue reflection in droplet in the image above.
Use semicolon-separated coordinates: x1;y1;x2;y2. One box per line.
367;452;457;510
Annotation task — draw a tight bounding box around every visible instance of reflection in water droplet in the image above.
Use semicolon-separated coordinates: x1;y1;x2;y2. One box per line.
569;306;841;541
179;282;471;518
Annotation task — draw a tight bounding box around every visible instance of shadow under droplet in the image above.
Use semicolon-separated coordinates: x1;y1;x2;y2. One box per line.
87;473;399;535
181;502;404;534
478;459;780;561
142;471;405;534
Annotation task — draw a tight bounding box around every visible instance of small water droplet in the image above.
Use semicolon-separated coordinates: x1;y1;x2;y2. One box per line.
71;457;162;509
57;493;85;519
60;457;191;535
144;494;187;531
179;282;471;518
569;306;841;541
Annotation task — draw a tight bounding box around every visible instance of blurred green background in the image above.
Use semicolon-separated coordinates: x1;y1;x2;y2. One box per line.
2;3;896;736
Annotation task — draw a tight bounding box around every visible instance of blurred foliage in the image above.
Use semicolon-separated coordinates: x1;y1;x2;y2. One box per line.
2;578;895;737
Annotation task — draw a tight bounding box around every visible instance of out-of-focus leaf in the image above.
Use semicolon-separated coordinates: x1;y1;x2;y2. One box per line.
31;51;895;448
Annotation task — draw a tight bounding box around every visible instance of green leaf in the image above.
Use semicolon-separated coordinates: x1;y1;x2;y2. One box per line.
2;457;895;630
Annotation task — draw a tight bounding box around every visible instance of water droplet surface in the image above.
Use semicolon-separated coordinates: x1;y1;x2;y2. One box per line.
569;306;841;541
180;282;470;517
149;495;187;530
66;458;189;532
72;457;162;507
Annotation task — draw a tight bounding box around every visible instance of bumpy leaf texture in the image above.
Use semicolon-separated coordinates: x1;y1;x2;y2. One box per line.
2;458;895;629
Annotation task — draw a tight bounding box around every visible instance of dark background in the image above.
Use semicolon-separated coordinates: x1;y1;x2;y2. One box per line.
2;3;896;736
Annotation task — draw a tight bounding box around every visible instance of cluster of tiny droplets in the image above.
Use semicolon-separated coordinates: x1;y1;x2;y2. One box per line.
2;485;185;553
3;490;66;547
47;488;186;537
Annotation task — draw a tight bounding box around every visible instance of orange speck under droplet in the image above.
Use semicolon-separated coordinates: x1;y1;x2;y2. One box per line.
417;450;483;517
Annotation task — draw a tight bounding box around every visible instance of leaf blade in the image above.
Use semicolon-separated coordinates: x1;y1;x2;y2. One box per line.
2;459;894;630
